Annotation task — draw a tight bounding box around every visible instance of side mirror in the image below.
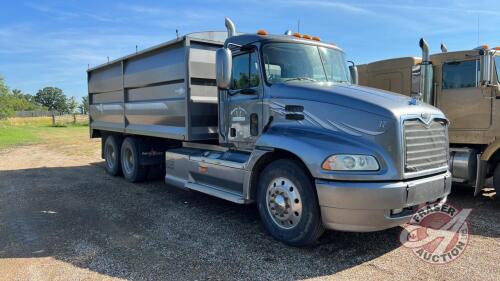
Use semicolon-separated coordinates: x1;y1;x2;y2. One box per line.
479;50;493;87
348;61;358;85
216;48;232;89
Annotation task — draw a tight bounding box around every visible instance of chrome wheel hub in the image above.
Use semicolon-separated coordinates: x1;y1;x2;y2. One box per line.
266;177;302;229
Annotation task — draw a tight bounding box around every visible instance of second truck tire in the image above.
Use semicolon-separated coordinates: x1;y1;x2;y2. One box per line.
493;164;500;200
257;159;324;246
120;137;148;183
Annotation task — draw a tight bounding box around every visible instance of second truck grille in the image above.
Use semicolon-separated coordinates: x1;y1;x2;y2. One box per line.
404;119;448;172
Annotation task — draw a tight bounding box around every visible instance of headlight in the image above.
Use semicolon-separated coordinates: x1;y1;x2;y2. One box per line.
321;154;379;171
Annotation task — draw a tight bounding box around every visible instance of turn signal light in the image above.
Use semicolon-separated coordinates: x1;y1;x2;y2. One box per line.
292;32;302;38
257;29;268;36
312;36;321;41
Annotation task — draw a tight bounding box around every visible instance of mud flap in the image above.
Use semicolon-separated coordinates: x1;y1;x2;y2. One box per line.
474;155;487;196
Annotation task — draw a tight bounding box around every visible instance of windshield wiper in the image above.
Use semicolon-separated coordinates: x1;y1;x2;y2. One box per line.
332;79;350;83
284;77;317;82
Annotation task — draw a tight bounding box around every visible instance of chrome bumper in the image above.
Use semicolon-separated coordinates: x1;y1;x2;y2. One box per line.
316;171;452;232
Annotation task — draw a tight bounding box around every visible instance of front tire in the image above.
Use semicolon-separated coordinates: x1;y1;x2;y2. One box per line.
120;137;148;183
257;159;324;246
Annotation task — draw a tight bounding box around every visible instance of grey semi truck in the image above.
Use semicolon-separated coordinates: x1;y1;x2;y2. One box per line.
87;18;451;245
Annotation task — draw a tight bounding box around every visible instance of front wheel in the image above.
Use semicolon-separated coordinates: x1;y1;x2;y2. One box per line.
257;159;324;246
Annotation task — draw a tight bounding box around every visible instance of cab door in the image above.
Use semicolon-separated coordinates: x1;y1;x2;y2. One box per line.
437;60;492;130
226;50;263;149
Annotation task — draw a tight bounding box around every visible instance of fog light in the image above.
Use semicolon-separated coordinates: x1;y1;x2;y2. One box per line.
391;208;403;215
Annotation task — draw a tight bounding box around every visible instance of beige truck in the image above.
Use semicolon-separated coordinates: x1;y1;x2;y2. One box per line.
358;39;500;197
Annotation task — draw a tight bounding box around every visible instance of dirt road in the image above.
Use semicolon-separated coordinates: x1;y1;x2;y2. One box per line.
0;138;499;281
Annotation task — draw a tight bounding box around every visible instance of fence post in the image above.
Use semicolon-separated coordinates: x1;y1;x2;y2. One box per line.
73;114;76;124
52;113;55;126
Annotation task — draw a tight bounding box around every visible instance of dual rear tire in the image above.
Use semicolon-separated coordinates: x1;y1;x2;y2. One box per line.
103;135;148;182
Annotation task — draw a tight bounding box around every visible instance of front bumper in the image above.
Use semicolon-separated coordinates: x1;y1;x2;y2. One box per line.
316;171;452;232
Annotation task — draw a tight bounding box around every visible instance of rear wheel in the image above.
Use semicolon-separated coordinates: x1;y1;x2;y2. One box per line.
120;137;148;182
257;159;324;246
493;164;500;200
104;135;122;176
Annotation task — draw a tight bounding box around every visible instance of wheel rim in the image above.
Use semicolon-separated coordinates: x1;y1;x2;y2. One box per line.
123;146;134;175
105;142;116;169
265;177;303;229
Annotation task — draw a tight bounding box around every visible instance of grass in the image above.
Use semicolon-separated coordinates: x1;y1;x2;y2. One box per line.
0;117;90;150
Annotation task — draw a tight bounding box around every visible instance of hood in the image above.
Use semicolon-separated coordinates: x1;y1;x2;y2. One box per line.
268;82;443;119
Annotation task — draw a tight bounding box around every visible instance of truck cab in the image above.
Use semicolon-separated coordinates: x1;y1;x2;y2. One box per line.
89;19;451;245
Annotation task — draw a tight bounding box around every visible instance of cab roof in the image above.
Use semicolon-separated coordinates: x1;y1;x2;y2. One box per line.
225;33;343;52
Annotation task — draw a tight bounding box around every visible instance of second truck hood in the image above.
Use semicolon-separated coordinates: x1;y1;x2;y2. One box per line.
269;82;442;119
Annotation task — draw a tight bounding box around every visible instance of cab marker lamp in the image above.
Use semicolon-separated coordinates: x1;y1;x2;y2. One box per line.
257;29;268;36
292;32;302;38
321;155;379;171
302;34;312;39
312;36;321;41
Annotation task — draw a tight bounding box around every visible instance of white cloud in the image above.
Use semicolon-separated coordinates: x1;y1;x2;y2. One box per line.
284;0;371;14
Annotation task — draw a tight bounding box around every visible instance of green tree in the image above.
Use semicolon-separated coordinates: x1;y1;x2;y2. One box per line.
34;87;68;113
66;96;78;114
79;96;89;114
0;77;13;118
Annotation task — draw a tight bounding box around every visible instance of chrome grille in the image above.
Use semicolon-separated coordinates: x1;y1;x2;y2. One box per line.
404;119;448;172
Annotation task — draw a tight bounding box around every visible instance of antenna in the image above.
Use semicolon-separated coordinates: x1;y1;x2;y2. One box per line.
107;56;109;63
176;29;179;39
297;19;300;33
135;45;138;53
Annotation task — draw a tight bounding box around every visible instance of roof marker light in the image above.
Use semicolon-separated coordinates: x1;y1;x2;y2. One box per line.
302;34;312;39
257;29;268;36
292;32;302;38
312;36;321;41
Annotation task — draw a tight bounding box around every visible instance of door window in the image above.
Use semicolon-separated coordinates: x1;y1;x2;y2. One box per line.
442;60;479;89
231;52;260;90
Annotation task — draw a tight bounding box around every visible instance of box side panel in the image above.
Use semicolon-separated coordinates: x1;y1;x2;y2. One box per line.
188;42;220;140
88;62;125;133
123;42;187;140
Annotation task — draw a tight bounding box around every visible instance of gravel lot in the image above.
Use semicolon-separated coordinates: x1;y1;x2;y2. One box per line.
0;139;499;281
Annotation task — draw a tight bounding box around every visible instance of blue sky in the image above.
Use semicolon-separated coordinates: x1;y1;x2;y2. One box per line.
0;0;499;100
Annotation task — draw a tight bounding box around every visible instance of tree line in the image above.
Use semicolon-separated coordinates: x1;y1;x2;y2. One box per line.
0;76;88;119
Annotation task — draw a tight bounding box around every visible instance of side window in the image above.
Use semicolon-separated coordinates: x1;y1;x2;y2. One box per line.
231;52;260;90
442;60;479;89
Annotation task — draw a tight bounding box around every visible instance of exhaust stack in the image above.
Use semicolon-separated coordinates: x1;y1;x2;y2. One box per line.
440;43;448;53
419;38;434;104
225;18;236;38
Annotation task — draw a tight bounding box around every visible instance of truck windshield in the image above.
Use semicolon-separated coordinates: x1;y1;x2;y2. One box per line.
262;43;350;84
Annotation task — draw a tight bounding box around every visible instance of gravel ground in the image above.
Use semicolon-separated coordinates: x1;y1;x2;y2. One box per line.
0;139;498;281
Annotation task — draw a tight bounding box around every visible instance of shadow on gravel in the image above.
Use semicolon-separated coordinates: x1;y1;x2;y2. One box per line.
447;183;499;239
3;163;494;280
